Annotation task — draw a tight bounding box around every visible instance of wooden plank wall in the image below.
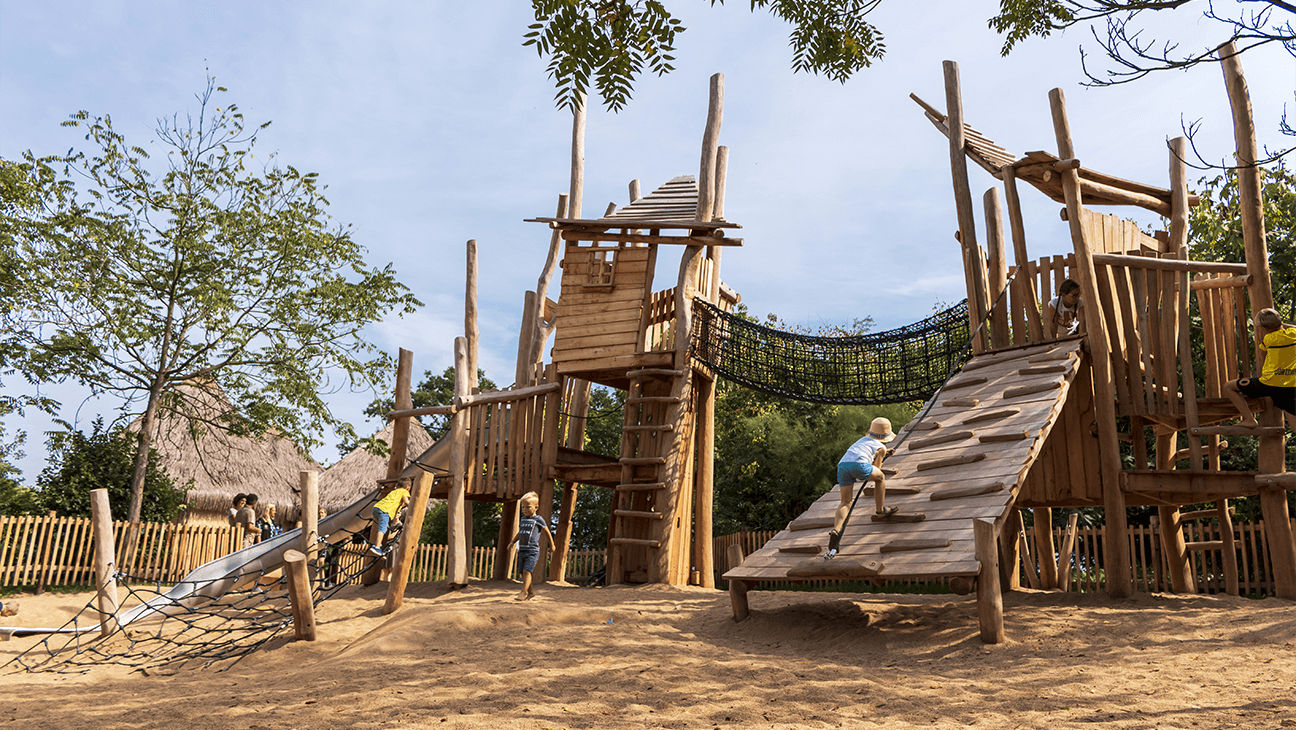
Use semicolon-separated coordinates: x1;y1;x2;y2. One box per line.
462;376;557;502
553;242;653;372
1015;352;1103;506
1005;253;1074;347
642;286;676;353
1194;277;1254;399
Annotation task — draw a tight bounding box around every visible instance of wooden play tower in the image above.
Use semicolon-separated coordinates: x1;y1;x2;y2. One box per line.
374;75;741;609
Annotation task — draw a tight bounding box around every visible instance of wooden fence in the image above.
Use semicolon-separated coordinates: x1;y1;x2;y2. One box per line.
3;512;1291;596
0;513;609;589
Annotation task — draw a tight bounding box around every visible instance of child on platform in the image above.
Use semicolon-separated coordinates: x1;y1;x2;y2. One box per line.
831;417;898;543
509;491;555;601
1044;278;1083;338
1225;308;1296;431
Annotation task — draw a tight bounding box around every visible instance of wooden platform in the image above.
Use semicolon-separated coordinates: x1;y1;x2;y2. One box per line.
723;338;1084;584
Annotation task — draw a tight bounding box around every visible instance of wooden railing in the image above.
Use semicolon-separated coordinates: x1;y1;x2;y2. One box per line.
461;378;560;501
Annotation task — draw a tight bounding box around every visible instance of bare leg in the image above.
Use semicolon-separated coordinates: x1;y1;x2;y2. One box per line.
833;482;856;535
872;473;887;514
518;570;534;601
1225;380;1258;427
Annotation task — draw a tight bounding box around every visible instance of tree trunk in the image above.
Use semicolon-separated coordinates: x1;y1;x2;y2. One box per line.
128;378;167;523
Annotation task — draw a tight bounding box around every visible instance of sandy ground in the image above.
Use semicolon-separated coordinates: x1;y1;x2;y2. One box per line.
1;580;1294;729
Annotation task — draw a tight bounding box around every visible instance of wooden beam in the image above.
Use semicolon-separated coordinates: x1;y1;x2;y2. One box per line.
944;61;989;353
1091;253;1249;274
559;230;742;247
974;518;1006;643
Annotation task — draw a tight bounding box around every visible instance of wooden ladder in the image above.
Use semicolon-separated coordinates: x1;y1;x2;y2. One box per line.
1178;501;1240;596
606;367;687;584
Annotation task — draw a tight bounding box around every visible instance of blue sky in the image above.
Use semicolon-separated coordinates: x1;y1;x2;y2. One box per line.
2;2;1293;480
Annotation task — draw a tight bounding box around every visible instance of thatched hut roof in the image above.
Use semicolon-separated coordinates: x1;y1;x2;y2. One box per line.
318;421;437;513
127;383;319;516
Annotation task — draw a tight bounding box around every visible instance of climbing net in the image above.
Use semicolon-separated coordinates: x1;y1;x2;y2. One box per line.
5;509;399;675
690;299;972;405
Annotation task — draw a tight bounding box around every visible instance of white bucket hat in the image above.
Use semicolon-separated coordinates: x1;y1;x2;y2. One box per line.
867;417;896;443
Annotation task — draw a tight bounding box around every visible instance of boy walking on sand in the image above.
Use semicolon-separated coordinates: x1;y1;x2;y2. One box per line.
509;491;555;601
1225;308;1296;431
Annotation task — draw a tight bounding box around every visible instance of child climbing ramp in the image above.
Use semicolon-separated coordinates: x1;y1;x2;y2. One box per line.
724;338;1085;634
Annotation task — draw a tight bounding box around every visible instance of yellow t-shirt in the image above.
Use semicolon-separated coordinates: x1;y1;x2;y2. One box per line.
374;488;410;517
1261;327;1296;387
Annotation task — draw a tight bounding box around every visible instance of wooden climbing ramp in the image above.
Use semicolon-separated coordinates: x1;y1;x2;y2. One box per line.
724;337;1085;631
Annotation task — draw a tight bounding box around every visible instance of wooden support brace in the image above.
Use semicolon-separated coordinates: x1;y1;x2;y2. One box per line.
908;430;975;450
943;398;981;408
1004;381;1062;399
961;408;1021;425
1056;512;1079;592
917;453;986;471
979;431;1030;443
930;481;1005;501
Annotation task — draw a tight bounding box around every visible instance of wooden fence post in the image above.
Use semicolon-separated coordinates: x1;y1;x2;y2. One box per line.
284;549;317;641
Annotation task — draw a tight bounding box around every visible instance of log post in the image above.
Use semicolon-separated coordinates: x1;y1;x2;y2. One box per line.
569;92;585;219
726;544;750;622
549;483;579;582
466;240;479;389
284;550;317;641
974;518;1006;643
1002;165;1044;342
90;489;119;638
694;376;716;589
1033;507;1058;590
1157;435;1195;593
943;61;990;353
1170;137;1203;469
447;337;471;585
1222;41;1296;599
983;187;1011;349
385;467;434;613
365;348;413;587
1056;512;1080;592
998;507;1022;591
300;470;319;565
1049;86;1133;598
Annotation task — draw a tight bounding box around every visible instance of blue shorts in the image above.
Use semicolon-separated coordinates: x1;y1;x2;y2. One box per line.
837;461;874;486
518;547;539;574
372;507;391;534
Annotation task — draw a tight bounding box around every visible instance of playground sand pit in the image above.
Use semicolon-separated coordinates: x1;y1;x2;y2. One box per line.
2;582;1294;729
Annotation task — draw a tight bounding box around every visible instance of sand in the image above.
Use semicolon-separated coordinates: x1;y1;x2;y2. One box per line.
1;581;1294;729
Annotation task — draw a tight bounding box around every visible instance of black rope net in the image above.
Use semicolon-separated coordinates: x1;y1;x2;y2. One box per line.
690;299;972;405
6;509;399;675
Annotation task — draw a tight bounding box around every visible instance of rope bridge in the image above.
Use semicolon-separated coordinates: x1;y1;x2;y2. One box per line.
690;299;972;405
6;511;400;675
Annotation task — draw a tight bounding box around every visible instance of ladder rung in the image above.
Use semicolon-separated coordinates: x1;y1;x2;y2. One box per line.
628;368;685;379
610;537;661;548
627;396;683;404
614;509;664;520
624;424;674;431
1185;540;1229;551
620;457;666;465
616;482;666;491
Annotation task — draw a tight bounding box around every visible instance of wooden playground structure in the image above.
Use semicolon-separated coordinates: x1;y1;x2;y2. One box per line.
724;47;1296;642
371;75;742;614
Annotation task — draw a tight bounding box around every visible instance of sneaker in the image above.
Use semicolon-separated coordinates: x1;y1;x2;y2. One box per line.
367;545;385;557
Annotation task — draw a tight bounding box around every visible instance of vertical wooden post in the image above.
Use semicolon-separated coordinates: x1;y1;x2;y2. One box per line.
1170;138;1204;469
365;348;413;587
495;498;519;580
983;187;1011;349
569;93;585;219
1002;166;1044;342
695;74;724;223
284;550;317;641
1222;41;1296;599
1033;507;1058;589
300;471;318;561
385;468;434;612
726;544;749;622
1057;512;1080;592
1049;86;1133;598
694;376;717;589
466;241;479;389
517;291;539;387
447;337;471;586
1156;434;1194;592
90;489;118;638
526;195;569;372
974;518;1006;643
943;61;990;353
999;507;1022;591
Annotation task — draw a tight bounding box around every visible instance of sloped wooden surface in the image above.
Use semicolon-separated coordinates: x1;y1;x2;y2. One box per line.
724;338;1084;583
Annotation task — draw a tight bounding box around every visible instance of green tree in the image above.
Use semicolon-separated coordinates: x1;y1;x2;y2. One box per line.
4;79;420;523
36;418;191;523
525;0;887;111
